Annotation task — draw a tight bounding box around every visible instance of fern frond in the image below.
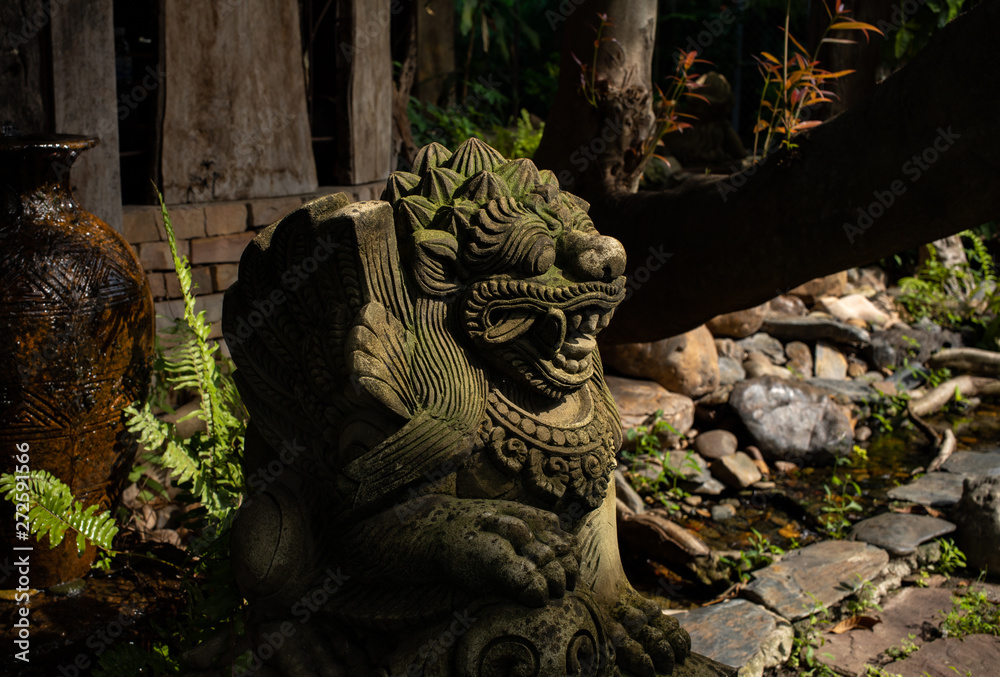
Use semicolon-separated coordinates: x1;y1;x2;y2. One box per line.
0;470;118;554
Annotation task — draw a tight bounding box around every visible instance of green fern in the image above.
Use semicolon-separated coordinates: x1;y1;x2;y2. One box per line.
125;189;247;528
0;470;118;555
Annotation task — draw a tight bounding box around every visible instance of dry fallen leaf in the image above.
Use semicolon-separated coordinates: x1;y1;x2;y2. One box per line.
829;615;881;634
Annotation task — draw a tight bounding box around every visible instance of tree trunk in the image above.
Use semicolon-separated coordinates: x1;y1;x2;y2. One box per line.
534;0;1000;345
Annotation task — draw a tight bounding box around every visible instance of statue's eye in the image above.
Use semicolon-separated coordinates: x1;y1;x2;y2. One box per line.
520;231;556;276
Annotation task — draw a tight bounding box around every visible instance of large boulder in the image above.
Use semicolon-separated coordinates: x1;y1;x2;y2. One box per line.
729;376;853;465
952;475;1000;573
604;375;695;442
603;325;719;398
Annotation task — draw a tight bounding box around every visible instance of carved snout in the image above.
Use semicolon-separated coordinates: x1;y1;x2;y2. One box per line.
562;231;627;283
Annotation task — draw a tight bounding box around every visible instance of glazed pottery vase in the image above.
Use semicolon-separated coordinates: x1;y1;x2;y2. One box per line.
0;134;154;588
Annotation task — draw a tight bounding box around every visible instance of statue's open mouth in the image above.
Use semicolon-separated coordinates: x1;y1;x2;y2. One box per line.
464;277;625;392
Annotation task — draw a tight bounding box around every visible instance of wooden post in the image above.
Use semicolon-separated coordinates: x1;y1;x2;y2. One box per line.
0;0;50;133
416;0;455;106
50;0;123;232
335;0;394;185
160;0;317;203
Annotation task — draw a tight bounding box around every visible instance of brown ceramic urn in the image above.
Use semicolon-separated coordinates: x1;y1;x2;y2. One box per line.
0;134;154;588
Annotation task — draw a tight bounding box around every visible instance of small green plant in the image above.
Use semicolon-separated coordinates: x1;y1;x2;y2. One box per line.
720;528;785;583
788;595;836;676
934;538;968;577
864;667;903;677
820;456;864;539
571;12;617;109
844;575;883;617
884;634;919;661
941;578;1000;638
489;108;545;159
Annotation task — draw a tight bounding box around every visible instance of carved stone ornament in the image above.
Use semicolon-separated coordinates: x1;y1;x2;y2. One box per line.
222;139;736;677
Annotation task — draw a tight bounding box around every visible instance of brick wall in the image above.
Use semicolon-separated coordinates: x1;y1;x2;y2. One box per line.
124;181;385;354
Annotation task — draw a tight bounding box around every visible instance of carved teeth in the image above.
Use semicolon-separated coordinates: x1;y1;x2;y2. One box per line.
554;354;567;368
569;314;582;330
564;359;580;374
581;313;599;333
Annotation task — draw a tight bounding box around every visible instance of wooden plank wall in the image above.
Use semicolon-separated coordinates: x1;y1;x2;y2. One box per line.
50;0;124;232
160;0;317;203
335;0;393;185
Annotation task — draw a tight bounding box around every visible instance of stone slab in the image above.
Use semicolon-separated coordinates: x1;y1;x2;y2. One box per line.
941;450;1000;477
849;513;956;556
743;541;889;620
807;378;876;403
887;473;966;508
887;633;1000;677
815;341;848;380
674;599;792;676
761;315;871;346
819;586;956;676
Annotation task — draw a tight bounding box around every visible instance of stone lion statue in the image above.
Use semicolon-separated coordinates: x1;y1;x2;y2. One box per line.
222;138;733;677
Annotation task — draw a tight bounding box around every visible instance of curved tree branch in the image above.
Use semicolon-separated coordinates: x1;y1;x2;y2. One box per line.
535;0;1000;344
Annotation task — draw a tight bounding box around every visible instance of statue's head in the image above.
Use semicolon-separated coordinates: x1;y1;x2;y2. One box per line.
385;138;626;399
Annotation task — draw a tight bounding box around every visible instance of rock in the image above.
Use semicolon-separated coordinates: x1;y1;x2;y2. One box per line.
743;353;793;380
814;341;848;379
675;599;792;677
714;338;746;361
737;332;786;364
729;376;854;465
887;472;966;508
855;425;872;442
694;429;738;460
789;271;848;304
851;266;888;292
848;512;956;556
745;445;764;462
817;293;891;326
603;326;719;398
717;356;746;386
605;375;695;440
867;326;963;371
711;452;763;489
953;475;1000;573
706;303;769;339
683;495;702;507
761;315;870;346
664;450;711;483
785;341;813;377
885;362;931;391
807;377;876;403
691;476;727;496
711;504;737;521
941;450;1000;477
886;634;1000;677
743;540;889;620
774;461;799;474
768;295;807;316
819;587;956;676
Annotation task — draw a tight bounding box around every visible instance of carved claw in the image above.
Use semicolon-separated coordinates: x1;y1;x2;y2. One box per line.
609;593;691;677
438;501;580;607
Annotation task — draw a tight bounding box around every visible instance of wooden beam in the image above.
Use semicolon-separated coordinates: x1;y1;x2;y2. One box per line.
160;0;317;203
50;0;123;232
335;0;394;185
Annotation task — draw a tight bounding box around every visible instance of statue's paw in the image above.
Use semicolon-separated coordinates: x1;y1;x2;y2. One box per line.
608;596;691;677
249;621;349;677
448;506;579;607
